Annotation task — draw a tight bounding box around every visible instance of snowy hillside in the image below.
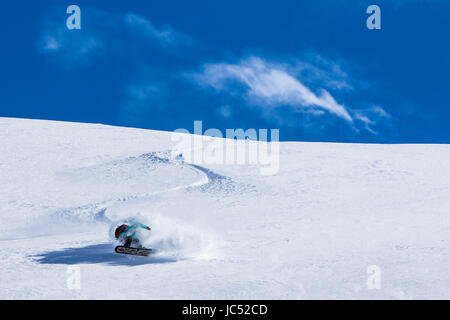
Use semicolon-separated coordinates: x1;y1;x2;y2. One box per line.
1;117;450;299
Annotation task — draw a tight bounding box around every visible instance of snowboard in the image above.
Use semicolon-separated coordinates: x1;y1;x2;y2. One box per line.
115;245;153;256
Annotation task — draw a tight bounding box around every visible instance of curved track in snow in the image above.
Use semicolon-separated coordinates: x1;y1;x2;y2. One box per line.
49;151;236;225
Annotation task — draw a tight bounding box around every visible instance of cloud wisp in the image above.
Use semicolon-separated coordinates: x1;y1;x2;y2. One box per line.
193;56;353;122
191;56;391;134
37;8;190;65
292;53;355;92
38;20;103;64
124;13;192;47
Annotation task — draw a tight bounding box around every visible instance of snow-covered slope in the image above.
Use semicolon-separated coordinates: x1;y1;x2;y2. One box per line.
1;117;450;299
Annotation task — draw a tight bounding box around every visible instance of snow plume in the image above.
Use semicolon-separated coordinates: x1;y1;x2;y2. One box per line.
141;214;218;260
107;208;218;261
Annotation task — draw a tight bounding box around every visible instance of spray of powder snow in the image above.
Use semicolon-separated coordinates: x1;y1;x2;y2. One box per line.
108;211;219;260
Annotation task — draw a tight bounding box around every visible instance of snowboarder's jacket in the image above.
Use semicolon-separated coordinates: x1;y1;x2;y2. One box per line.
115;223;151;240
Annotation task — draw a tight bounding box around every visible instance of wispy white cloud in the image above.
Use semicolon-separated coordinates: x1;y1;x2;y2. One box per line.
353;106;392;134
217;105;232;119
42;37;60;51
119;81;167;124
191;55;392;134
193;56;353;122
38;21;103;64
38;8;189;65
124;13;191;47
291;52;354;91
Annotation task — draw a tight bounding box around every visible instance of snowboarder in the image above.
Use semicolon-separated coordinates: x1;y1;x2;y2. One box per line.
114;222;151;248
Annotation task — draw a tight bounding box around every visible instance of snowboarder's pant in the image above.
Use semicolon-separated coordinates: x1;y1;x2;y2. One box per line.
123;236;140;248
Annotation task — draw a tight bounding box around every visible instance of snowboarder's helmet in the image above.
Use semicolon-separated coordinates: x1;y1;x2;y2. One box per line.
115;224;129;239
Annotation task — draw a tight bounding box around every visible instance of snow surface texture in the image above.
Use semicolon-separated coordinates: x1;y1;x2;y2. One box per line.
1;117;450;299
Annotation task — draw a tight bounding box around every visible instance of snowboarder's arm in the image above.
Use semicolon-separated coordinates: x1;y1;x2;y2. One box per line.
139;223;151;230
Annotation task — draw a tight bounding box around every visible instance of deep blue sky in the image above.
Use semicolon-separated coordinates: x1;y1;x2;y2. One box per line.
0;0;449;142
